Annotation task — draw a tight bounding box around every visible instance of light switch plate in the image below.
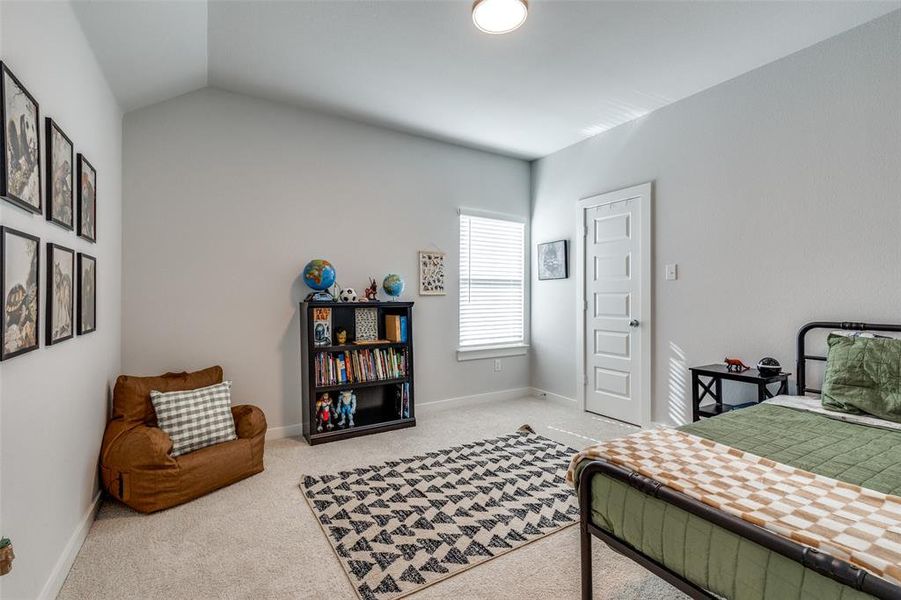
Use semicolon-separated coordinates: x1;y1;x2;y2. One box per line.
665;264;678;281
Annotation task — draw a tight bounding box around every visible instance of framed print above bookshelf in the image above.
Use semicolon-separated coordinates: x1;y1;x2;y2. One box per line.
77;252;96;335
77;154;97;243
1;227;40;360
46;118;74;230
46;243;75;346
1;62;42;214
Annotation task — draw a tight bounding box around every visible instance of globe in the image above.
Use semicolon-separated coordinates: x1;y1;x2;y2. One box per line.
382;274;404;298
303;259;336;291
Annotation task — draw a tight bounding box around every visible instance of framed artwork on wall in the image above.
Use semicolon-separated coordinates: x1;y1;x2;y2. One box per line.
77;252;96;335
537;240;568;280
45;118;74;230
418;250;446;296
0;62;42;214
0;227;40;360
77;154;97;243
46;243;74;346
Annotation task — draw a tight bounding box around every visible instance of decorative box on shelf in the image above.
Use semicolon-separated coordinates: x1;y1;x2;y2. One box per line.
300;301;415;445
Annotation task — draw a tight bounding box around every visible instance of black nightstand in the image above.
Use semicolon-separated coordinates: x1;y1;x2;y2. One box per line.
690;364;790;422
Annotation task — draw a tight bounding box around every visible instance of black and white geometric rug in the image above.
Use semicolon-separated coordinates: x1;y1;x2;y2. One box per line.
301;431;579;600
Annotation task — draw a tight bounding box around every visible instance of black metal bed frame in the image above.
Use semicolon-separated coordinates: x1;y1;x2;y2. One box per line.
579;321;901;600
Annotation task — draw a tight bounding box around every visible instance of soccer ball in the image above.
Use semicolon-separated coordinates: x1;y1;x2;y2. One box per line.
339;288;357;303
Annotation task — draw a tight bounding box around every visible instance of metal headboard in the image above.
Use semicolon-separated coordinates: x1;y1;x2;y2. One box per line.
796;321;901;396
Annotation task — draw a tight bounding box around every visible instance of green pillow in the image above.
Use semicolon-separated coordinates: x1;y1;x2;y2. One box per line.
821;333;901;422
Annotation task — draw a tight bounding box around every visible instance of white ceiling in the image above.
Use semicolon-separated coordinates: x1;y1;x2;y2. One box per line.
73;1;900;159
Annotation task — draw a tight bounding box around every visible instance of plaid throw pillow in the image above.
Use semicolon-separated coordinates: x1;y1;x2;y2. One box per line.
150;381;237;457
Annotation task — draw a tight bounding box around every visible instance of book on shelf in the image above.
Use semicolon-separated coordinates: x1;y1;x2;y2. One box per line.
395;382;410;419
314;346;408;387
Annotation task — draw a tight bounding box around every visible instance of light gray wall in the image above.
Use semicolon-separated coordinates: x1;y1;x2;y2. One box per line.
530;11;901;424
122;88;531;433
0;2;123;599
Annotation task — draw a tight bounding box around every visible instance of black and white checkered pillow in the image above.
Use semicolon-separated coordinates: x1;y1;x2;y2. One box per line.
150;381;237;457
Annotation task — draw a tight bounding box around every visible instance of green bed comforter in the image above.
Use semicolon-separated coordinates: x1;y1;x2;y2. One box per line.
581;404;901;599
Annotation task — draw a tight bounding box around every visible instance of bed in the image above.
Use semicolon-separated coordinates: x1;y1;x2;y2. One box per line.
574;321;901;600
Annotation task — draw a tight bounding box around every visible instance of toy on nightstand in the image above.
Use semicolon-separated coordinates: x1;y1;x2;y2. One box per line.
336;390;357;428
723;357;750;373
316;393;335;432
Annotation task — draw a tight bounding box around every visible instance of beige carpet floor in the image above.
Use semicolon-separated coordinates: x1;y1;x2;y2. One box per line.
58;395;685;600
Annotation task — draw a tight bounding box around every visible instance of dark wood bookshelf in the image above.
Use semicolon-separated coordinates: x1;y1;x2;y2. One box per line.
300;300;415;445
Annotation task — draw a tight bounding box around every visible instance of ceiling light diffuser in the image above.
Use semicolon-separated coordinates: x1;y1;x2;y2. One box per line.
472;0;528;35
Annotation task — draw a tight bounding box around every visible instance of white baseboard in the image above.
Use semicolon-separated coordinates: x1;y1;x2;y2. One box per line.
529;387;578;406
417;387;533;408
38;491;102;600
266;422;302;440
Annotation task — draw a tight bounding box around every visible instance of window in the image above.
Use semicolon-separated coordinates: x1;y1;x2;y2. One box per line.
458;210;526;357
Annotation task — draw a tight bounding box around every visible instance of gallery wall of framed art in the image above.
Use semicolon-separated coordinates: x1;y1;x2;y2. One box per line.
0;59;99;361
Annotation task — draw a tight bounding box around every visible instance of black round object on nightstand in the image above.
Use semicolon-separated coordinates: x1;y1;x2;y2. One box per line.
757;357;781;376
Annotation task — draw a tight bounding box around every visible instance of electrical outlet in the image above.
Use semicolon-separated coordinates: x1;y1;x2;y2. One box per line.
665;263;678;281
494;359;502;372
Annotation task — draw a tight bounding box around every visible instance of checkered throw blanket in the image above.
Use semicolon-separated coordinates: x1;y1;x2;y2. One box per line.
567;428;901;586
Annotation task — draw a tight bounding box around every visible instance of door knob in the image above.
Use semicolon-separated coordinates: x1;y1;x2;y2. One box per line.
629;319;640;328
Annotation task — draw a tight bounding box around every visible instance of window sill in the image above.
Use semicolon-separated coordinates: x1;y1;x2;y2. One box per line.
456;344;530;362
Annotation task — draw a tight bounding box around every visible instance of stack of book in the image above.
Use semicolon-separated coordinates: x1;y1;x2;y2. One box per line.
314;347;408;387
385;315;408;343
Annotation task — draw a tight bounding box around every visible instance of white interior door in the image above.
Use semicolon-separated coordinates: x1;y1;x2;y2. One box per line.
581;184;651;426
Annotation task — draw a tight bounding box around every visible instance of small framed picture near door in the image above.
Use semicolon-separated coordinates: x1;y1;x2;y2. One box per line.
77;154;97;242
0;227;40;360
77;252;96;335
537;240;568;280
46;243;74;345
1;62;42;214
46;118;74;230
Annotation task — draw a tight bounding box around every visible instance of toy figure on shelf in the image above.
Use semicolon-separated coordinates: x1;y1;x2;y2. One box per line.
335;327;348;345
723;357;750;373
316;393;334;432
363;278;378;301
336;390;357;428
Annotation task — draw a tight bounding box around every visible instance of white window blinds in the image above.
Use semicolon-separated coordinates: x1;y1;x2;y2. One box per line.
459;212;525;349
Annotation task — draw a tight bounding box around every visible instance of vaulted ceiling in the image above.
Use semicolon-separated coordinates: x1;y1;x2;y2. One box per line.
72;1;900;159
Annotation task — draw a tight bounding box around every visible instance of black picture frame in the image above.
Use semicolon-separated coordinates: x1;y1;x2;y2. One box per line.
77;154;96;243
0;62;43;215
537;240;568;280
46;243;75;346
77;252;96;335
45;118;74;230
0;226;41;361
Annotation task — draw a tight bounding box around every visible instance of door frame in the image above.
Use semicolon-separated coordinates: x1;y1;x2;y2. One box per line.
575;182;653;428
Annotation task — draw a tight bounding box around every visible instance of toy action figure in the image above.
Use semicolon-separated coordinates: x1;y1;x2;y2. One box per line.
316;393;334;432
336;390;357;428
363;278;378;301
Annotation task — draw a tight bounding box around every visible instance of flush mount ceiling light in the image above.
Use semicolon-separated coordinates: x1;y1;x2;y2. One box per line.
472;0;528;34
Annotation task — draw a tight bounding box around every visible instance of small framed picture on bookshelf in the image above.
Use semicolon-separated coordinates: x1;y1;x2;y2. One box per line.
355;307;378;341
312;307;331;347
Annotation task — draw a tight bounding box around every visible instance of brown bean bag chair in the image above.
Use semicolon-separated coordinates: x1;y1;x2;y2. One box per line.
100;366;266;513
